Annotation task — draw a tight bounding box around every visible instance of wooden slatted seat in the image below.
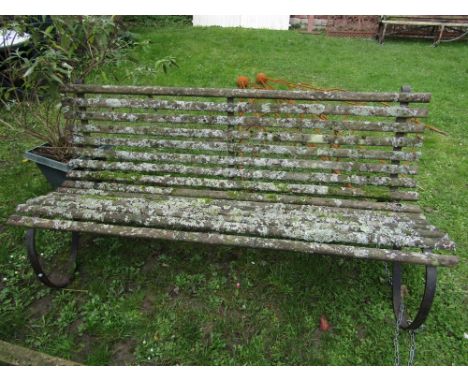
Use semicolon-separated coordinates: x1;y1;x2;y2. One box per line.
8;84;458;330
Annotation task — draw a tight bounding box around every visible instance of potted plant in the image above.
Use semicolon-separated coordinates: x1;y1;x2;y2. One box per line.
1;16;177;188
0;102;73;188
0;16;128;188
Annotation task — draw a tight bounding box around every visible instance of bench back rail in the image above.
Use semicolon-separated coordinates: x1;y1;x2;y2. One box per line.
61;84;430;204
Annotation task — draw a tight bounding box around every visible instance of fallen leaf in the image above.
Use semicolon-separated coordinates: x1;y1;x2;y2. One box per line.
319;315;331;332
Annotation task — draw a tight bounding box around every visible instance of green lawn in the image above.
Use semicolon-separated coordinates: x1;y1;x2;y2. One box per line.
0;25;467;365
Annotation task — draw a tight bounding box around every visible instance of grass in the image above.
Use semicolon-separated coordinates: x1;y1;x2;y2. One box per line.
0;25;467;365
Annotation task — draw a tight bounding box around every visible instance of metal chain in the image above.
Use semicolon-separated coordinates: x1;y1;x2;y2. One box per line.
394;299;403;365
383;261;392;284
383;262;417;366
408;329;416;366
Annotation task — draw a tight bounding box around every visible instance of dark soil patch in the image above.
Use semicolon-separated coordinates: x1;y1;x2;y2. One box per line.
357;325;367;340
72;333;96;364
33;145;73;163
141;292;157;314
311;328;324;348
141;253;161;274
223;249;242;263
201;321;214;341
110;338;137;365
68;318;84;336
28;295;53;319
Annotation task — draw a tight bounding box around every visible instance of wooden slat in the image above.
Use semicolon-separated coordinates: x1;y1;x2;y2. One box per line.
382;20;468;27
386;16;468;21
60;84;432;103
72;137;422;161
72;119;424;133
55;187;425;216
25;193;433;241
14;202;452;249
72;125;424;148
21;194;426;231
72;148;418;175
66;169;350;196
69;159;418;188
0;340;81;366
7;215;458;266
66;170;419;200
72;125;340;144
66;97;428;118
18;194;450;250
61;181;423;213
67;112;427;139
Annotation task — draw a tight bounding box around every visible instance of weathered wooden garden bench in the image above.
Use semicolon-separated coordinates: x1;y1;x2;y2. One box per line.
8;84;458;330
377;15;468;46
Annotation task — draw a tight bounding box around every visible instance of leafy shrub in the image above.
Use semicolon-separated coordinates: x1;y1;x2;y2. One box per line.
0;16;175;161
122;16;192;28
0;16;128;100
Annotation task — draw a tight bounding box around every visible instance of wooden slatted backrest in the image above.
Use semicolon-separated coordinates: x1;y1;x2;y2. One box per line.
61;84;430;204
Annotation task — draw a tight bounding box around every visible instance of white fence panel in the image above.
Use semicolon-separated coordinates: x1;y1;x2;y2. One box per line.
240;15;290;30
193;15;290;30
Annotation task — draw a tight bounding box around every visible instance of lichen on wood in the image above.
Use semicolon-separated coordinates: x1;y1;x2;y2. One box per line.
67;97;428;118
7;215;457;267
7;84;457;271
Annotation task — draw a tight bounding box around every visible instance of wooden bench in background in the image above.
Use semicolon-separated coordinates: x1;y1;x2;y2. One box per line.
7;84;458;330
378;15;468;46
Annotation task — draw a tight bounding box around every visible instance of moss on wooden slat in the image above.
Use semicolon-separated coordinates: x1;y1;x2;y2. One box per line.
8;215;458;267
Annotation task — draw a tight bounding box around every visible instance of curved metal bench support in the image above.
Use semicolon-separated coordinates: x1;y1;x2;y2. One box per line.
26;228;79;288
392;262;437;330
440;29;468;43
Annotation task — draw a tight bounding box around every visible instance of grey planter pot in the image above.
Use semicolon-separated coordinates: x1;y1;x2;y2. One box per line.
24;144;71;189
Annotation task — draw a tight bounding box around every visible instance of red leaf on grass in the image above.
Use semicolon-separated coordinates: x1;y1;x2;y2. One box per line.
319;315;331;332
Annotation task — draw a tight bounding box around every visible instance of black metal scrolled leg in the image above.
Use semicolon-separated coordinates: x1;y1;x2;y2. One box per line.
26;228;79;288
392;262;437;330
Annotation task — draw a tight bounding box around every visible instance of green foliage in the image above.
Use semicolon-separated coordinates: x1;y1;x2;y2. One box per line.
98;54;178;84
0;16;176;161
1;16;126;100
0;16;123;160
122;16;192;28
